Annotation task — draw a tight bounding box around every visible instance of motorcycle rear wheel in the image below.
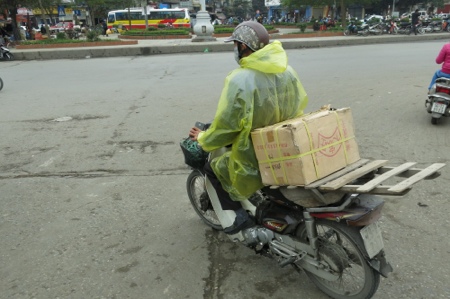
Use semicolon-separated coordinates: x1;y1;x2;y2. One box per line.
186;170;223;230
431;117;438;125
362;29;369;37
0;77;3;91
295;220;380;299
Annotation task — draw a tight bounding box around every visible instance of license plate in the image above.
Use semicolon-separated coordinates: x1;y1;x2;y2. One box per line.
360;222;384;258
431;102;447;114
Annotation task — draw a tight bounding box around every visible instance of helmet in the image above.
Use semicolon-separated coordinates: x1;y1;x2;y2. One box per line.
224;21;269;51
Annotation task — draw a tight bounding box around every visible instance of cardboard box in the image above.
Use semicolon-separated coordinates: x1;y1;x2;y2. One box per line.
251;107;360;186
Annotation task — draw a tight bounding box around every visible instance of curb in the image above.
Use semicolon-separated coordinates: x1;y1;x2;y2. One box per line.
9;33;450;61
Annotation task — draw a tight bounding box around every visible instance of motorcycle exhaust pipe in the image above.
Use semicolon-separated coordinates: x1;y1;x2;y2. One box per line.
445;106;450;117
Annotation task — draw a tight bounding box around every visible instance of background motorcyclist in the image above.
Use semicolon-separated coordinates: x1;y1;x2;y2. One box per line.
188;21;309;234
428;42;450;91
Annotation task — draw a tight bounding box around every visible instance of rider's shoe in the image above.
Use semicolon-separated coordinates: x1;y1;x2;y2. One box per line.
224;208;255;235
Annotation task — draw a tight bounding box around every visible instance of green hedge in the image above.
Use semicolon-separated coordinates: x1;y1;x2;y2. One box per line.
122;28;190;36
213;26;234;34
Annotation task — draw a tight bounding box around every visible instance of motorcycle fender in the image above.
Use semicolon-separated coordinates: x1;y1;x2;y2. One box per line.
310;194;384;226
369;250;393;278
431;112;443;119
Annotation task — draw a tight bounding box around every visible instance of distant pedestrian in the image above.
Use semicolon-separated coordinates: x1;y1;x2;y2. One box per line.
40;24;47;35
101;20;108;37
411;9;420;35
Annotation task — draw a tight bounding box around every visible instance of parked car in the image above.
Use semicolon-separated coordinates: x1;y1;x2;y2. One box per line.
49;22;74;33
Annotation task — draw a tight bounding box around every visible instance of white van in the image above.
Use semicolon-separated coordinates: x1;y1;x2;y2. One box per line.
418;10;428;19
400;10;428;20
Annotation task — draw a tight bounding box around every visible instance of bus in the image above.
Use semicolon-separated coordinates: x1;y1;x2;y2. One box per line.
107;8;190;30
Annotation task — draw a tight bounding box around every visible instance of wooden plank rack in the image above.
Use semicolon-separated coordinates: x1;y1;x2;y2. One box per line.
303;159;446;196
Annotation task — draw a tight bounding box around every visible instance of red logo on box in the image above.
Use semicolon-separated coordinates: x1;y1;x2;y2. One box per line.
318;128;342;157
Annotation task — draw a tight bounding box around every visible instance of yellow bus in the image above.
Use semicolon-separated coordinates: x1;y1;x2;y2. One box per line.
107;8;190;29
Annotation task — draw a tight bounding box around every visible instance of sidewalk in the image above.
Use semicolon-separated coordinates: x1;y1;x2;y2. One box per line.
11;31;450;61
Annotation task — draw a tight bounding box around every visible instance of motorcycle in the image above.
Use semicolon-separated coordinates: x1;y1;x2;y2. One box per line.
343;20;369;36
426;77;450;124
397;21;425;35
0;41;14;61
366;22;383;35
181;121;444;299
384;20;398;34
442;18;450;32
423;20;443;33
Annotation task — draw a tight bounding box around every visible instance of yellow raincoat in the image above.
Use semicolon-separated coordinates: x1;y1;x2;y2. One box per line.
198;40;308;201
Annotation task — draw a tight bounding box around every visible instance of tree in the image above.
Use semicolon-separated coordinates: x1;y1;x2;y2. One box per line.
1;0;36;41
229;0;252;20
398;0;445;15
72;0;133;26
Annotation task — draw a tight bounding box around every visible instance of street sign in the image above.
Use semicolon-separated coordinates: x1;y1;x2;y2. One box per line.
58;6;66;17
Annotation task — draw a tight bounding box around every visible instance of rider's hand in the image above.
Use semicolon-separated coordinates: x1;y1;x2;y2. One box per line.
189;127;203;141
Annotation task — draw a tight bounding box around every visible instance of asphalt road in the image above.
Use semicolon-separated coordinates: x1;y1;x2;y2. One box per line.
0;40;449;299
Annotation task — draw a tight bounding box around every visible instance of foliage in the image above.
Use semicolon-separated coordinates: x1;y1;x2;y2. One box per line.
213;25;274;34
121;29;190;36
232;0;252;19
297;23;307;33
56;32;66;40
213;26;235;34
71;0;126;24
86;29;101;41
367;18;382;25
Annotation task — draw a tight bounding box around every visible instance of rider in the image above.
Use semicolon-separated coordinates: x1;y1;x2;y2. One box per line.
428;42;450;91
189;21;308;234
411;9;420;35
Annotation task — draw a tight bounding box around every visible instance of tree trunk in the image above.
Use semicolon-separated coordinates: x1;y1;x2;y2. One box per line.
341;0;346;28
9;8;21;41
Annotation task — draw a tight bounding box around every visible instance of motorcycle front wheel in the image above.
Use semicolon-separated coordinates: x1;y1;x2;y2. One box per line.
343;29;350;36
2;52;14;61
295;220;380;299
186;170;223;230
